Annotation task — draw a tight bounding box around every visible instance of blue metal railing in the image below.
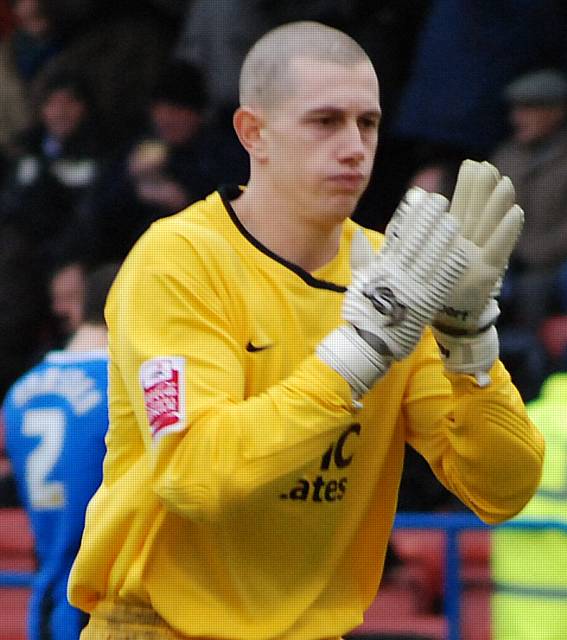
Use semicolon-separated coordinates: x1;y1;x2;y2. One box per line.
394;513;567;640
3;513;567;639
0;570;34;587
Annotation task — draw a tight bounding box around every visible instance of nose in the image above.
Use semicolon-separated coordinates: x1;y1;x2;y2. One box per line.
338;121;366;165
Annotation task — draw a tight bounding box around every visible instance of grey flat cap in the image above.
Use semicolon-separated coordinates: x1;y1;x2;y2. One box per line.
505;69;567;105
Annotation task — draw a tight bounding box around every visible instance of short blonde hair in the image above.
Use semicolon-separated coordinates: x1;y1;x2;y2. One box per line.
239;21;371;109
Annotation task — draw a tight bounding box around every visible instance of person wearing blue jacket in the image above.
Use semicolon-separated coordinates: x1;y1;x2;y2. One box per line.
2;263;118;640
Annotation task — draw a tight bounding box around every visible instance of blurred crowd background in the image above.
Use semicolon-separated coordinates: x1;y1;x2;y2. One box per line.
1;0;567;515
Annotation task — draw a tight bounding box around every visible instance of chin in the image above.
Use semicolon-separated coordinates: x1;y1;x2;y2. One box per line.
325;192;361;217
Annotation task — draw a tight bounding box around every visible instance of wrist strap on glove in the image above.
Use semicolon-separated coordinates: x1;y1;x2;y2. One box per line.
431;325;499;387
317;324;392;399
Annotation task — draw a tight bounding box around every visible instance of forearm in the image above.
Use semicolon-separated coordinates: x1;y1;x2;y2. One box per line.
153;354;356;523
408;361;544;523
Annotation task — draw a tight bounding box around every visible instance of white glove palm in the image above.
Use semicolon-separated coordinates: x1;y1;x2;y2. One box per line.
432;160;524;382
317;188;469;399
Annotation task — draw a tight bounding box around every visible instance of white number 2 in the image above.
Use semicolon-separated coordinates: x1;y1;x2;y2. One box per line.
22;408;66;510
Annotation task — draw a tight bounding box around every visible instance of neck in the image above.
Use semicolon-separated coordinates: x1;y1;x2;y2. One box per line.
66;324;108;352
232;183;343;273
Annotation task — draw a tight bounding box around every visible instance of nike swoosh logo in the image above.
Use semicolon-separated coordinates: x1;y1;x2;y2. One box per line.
246;341;272;352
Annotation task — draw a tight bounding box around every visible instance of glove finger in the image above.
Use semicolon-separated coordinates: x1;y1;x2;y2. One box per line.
350;228;375;273
483;204;524;270
449;159;480;224
460;162;499;240
428;236;470;311
472;176;516;246
480;161;501;181
383;187;428;253
415;209;459;281
398;192;449;270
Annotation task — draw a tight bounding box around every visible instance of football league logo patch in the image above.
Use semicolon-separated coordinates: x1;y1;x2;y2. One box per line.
140;357;186;440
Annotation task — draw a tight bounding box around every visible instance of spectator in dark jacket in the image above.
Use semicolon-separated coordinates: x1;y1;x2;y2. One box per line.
494;70;567;329
0;0;64;160
33;3;177;148
384;0;567;225
73;61;248;264
0;72;104;268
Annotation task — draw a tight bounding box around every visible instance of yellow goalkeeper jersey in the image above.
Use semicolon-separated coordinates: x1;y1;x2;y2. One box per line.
68;186;544;640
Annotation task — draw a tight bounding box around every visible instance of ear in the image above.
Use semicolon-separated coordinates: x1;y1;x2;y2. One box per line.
233;106;268;162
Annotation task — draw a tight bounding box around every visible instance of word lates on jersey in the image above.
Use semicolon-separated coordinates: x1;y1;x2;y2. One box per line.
279;424;360;503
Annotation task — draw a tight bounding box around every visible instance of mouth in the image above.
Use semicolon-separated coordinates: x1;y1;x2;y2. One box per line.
328;173;366;191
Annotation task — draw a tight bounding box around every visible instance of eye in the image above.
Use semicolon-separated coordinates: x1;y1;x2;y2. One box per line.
358;116;379;131
315;115;339;127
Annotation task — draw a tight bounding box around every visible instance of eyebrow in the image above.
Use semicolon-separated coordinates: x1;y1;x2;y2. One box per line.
303;106;382;119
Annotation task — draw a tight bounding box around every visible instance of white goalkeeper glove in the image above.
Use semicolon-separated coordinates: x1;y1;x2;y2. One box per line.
432;160;524;385
317;188;469;399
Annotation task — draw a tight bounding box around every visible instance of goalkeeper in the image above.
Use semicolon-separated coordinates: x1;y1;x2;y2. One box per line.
69;21;544;640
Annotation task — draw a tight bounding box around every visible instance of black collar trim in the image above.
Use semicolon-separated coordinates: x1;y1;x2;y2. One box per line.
218;185;347;293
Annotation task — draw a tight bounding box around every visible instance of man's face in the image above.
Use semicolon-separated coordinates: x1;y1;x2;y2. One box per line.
259;58;380;224
41;88;87;140
50;264;85;336
510;103;567;145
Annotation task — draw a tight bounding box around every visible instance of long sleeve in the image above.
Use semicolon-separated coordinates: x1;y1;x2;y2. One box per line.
404;332;545;523
108;222;357;523
152;356;357;523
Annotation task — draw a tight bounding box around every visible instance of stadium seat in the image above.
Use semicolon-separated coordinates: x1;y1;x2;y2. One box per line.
350;609;447;639
347;578;446;639
0;588;29;640
459;530;491;587
461;585;491;640
390;528;491;596
0;508;35;571
0;509;35;640
388;528;492;639
364;583;421;618
390;530;445;600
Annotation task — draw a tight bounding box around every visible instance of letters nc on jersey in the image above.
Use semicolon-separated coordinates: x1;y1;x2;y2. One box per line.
68;187;543;640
